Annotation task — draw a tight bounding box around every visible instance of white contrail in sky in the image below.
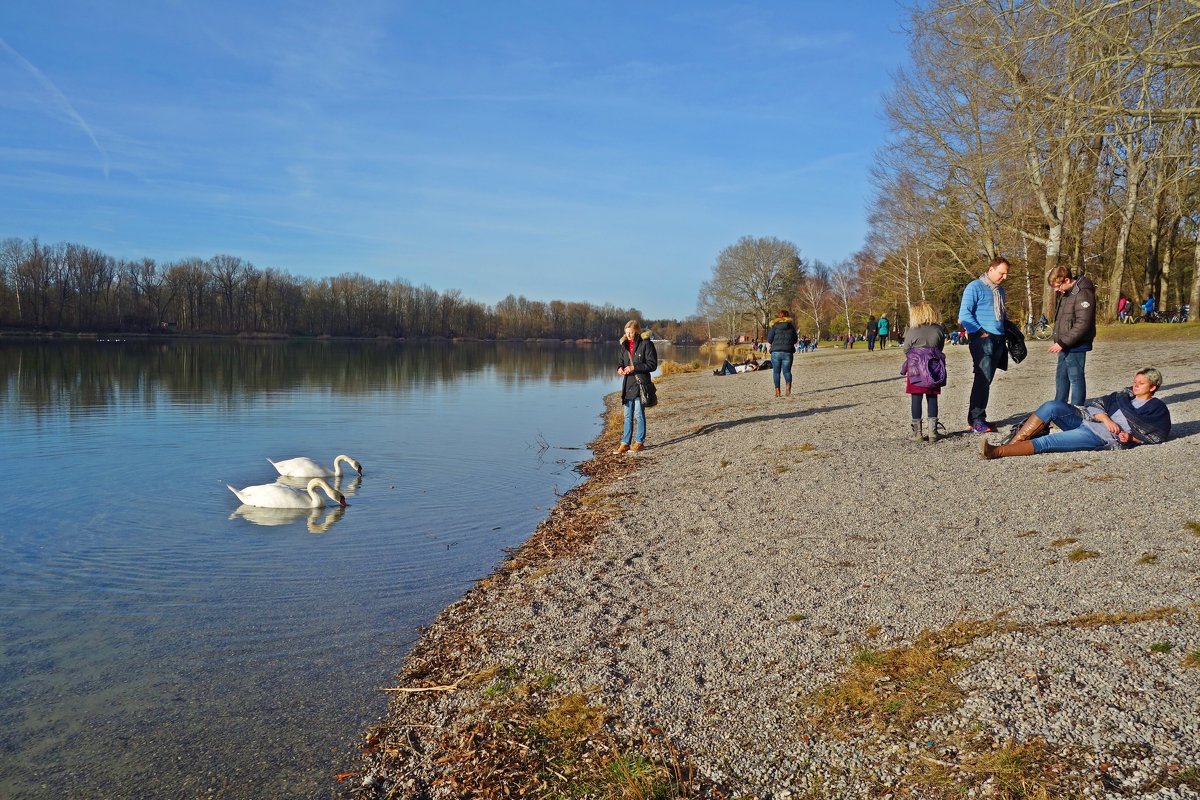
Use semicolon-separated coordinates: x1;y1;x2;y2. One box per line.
0;36;110;178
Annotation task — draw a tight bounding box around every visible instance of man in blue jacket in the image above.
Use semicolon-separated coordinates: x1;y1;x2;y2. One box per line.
958;257;1010;433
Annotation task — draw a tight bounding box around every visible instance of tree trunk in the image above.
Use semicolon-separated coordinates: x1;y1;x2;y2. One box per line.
1190;235;1200;315
1106;163;1144;318
1040;221;1061;320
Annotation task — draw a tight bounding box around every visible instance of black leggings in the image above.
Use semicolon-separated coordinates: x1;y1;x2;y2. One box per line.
911;393;939;418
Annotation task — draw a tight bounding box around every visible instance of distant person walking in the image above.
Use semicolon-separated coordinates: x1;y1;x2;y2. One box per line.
614;319;658;454
958;256;1011;433
1142;295;1156;321
876;314;890;349
1047;267;1096;405
766;309;798;397
866;316;877;351
901;302;947;443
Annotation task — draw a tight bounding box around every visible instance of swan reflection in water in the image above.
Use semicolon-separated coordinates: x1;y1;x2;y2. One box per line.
273;473;362;497
229;504;347;534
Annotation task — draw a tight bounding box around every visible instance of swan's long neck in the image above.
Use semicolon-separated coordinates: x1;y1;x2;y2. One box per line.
307;479;336;507
333;454;358;476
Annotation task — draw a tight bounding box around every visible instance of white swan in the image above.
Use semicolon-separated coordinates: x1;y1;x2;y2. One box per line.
227;478;348;509
267;454;363;478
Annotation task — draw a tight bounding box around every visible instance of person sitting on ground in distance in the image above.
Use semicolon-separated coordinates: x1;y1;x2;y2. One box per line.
981;368;1171;460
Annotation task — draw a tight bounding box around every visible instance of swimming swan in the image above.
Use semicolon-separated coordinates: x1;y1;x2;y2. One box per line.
267;454;363;478
227;478;348;509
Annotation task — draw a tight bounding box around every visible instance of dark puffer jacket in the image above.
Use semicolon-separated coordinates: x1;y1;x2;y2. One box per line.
619;332;658;402
1053;274;1097;352
766;315;798;352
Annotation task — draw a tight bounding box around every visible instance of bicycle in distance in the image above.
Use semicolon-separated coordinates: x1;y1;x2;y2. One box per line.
1026;314;1052;340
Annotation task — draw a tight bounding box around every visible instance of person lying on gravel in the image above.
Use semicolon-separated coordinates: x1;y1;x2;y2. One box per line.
713;358;762;375
982;367;1171;459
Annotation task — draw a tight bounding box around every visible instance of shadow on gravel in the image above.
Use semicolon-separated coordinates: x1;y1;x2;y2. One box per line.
1160;387;1200;405
655;403;857;447
1166;419;1200;439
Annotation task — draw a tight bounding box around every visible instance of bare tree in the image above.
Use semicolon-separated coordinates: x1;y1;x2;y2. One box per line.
703;236;804;336
795;261;832;344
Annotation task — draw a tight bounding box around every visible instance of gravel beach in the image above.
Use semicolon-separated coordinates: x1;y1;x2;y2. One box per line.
355;335;1200;799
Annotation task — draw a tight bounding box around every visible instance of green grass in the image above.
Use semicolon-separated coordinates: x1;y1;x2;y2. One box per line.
1149;642;1173;653
1094;320;1200;342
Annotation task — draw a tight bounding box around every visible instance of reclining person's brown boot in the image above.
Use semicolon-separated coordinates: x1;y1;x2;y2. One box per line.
1001;413;1049;445
981;439;1035;459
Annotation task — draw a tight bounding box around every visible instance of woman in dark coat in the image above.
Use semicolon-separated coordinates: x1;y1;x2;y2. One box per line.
766;310;798;397
615;319;658;453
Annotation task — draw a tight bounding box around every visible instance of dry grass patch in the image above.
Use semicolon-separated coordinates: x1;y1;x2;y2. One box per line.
806;620;1002;731
1050;607;1179;629
1137;553;1159;564
657;359;701;376
1050;537;1078;547
910;737;1087;800
1045;461;1089;473
1066;546;1100;562
1182;651;1200;668
1185;521;1200;536
1016;530;1039;538
1086;474;1122;482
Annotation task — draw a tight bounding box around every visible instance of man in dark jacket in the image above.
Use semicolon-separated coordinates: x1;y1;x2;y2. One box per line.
1047;267;1096;405
765;310;798;397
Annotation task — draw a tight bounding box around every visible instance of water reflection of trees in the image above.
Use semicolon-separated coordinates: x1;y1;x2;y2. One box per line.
0;340;619;416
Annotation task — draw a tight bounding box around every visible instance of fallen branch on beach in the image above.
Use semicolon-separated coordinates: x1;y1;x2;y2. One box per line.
380;682;460;693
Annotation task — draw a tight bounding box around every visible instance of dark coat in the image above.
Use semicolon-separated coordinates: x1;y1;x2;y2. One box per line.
619;333;658;402
1052;274;1097;352
766;316;798;352
1088;388;1171;445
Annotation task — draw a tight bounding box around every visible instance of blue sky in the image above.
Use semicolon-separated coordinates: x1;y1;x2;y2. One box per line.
1;1;909;320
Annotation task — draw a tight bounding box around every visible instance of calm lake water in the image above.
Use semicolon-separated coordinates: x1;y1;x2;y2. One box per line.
0;338;694;799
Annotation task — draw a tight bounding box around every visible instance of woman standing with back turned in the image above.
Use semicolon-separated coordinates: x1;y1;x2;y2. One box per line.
766;309;798;397
615;319;658;453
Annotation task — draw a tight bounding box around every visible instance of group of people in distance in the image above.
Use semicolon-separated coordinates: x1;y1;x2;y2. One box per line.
612;257;1173;457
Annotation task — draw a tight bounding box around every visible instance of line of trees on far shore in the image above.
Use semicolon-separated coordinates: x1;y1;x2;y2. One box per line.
0;237;708;342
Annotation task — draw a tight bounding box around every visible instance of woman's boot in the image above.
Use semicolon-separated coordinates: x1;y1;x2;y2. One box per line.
775;387;781;397
1001;413;1049;445
785;382;792;396
981;439;1035;459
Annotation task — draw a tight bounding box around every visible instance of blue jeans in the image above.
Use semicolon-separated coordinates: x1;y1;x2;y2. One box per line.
1029;400;1106;454
1054;351;1087;405
967;333;1003;424
771;351;793;388
622;397;645;445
